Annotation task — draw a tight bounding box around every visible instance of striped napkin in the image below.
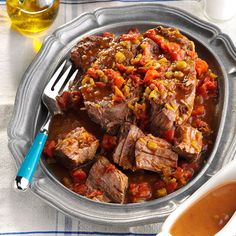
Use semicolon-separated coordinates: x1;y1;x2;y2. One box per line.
1;0;224;235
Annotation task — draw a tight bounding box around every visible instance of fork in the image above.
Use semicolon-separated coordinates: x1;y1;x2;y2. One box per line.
14;60;78;191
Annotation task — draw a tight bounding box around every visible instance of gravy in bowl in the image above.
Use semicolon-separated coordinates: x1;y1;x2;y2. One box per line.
169;181;236;236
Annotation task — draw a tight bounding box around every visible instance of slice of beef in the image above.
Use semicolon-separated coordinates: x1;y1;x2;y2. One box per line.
54;127;99;169
84;99;134;135
113;124;144;170
70;36;113;72
93;43;135;69
135;134;178;174
80;84;138;134
173;124;202;161
176;69;197;126
143;26;197;131
86;156;128;203
150;103;177;135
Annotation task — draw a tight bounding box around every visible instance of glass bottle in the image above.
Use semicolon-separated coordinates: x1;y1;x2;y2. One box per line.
6;0;60;33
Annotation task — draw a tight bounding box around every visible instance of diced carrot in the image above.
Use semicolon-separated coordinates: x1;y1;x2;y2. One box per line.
195;58;209;77
144;69;159;84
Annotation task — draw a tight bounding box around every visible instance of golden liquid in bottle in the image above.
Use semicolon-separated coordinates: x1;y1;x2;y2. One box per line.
6;0;60;33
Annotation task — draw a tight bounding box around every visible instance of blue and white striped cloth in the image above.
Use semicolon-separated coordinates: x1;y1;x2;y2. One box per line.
0;1;206;236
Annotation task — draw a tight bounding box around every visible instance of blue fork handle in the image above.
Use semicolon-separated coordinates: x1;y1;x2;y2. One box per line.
14;131;48;191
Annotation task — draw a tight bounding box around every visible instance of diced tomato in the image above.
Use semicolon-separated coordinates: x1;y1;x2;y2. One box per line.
71;90;82;109
105;164;116;173
56;90;82;111
104;69;125;88
183;168;194;180
73;183;88;195
116;63;126;73
121;33;139;41
178;160;188;168
191;105;205;116
129;182;152;199
166;181;178;194
144;69;159;84
87;189;103;198
56;91;71;111
71;169;87;183
187;162;199;172
95;81;107;88
187;50;197;59
162;42;185;61
162;129;175;143
197;75;217;99
102;32;115;38
141;41;152;58
173;167;184;180
101;134;117;151
114;76;125;89
43;140;56;158
130;73;143;86
195;58;208;77
137;66;154;74
87;67;97;79
154;180;166;190
144;29;165;46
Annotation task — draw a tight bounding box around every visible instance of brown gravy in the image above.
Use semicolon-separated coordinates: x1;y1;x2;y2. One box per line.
170;181;236;236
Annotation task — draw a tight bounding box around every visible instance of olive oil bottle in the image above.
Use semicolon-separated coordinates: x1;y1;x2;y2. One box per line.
6;0;60;33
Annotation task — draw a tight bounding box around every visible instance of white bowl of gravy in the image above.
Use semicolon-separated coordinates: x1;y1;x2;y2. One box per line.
158;159;236;236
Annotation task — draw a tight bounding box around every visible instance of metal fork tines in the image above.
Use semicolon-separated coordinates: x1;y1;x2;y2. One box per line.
43;60;78;115
14;60;78;191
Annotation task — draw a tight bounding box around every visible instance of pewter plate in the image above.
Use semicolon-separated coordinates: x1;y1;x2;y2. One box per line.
8;4;236;226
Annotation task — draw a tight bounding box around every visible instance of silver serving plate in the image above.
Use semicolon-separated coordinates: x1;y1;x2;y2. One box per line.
8;4;236;226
